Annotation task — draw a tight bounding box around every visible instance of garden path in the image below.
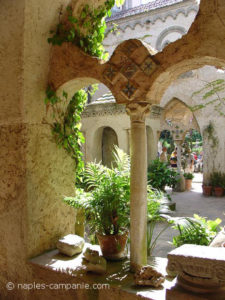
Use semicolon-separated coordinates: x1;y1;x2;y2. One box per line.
152;173;225;257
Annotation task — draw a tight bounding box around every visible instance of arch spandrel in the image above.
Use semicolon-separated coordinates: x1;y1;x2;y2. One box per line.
48;39;160;105
49;0;225;106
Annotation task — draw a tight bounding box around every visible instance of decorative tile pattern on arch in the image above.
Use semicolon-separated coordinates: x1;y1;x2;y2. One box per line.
121;40;138;56
140;56;157;76
122;81;139;100
120;60;138;79
103;64;118;83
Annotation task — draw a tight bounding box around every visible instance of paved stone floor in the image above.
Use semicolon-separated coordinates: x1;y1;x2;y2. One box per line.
152;173;225;258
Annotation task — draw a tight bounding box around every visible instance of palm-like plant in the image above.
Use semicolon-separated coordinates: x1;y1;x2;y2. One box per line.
164;214;221;247
64;146;130;235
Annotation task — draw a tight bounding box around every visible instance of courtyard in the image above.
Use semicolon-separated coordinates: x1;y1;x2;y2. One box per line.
1;0;225;299
153;173;225;258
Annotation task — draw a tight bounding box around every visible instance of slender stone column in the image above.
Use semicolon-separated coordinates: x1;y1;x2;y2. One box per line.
175;140;182;174
126;102;151;272
174;139;185;192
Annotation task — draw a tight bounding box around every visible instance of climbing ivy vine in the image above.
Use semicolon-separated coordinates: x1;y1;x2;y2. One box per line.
48;0;124;60
203;122;218;149
45;1;124;180
44;86;98;179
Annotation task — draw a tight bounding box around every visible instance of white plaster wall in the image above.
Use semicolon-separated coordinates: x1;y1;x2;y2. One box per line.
104;2;197;56
81;109;160;163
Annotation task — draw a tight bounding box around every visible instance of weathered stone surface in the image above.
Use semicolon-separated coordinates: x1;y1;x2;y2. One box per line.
167;244;225;293
134;265;165;287
210;228;225;248
1;0;225;298
57;234;85;256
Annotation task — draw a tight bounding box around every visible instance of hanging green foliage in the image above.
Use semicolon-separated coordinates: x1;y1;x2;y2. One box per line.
44;85;98;179
48;0;124;60
190;79;225;117
45;0;124;179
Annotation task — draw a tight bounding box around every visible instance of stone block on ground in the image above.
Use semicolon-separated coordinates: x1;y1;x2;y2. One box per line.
57;234;85;257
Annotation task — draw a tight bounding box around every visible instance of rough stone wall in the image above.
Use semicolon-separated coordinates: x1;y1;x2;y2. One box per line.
23;0;77;258
0;0;29;294
0;0;77;297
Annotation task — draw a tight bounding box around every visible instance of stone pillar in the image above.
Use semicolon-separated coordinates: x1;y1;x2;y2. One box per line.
175;140;182;174
126;102;151;272
175;140;185;192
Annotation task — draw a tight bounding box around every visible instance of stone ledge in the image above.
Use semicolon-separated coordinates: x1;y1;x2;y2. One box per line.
30;244;175;300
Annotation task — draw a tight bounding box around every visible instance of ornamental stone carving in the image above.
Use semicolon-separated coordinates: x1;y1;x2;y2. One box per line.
167;244;225;294
126;102;151;123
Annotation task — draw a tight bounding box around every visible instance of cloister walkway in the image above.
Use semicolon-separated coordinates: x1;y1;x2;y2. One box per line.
153;173;225;258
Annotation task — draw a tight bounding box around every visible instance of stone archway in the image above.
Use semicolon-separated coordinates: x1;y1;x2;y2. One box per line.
156;26;187;51
47;0;225;272
102;126;119;167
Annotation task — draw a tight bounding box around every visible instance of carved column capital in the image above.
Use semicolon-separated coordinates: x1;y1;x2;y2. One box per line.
126;102;151;123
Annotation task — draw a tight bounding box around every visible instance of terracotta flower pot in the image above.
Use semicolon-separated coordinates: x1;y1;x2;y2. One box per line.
96;231;128;261
185;179;192;191
214;187;224;197
202;185;212;196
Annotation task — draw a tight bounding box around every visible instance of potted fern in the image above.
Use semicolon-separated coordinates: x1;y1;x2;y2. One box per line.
64;147;130;260
210;172;224;197
183;172;194;191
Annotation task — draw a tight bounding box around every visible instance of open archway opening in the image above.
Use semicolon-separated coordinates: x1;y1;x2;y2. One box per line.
102;126;119;167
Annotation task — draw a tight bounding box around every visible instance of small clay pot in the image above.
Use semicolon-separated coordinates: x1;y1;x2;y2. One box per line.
202;185;212;196
185;179;192;191
214;187;224;197
96;231;128;261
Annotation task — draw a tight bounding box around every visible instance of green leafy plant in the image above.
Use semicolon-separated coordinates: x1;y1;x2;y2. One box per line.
148;159;179;191
183;173;194;180
168;214;221;247
203;122;218;149
147;201;169;256
190;79;225;117
64;146;130;235
210;172;225;188
45;1;125;178
44;86;97;178
48;0;124;60
64;147;173;255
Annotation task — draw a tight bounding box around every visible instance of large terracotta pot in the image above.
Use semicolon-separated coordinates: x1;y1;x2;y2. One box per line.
202;185;212;196
214;187;224;197
185;179;192;191
96;231;128;261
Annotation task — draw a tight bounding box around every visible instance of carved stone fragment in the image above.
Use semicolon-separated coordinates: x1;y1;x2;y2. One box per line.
82;247;107;274
134;265;165;287
167;244;225;294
